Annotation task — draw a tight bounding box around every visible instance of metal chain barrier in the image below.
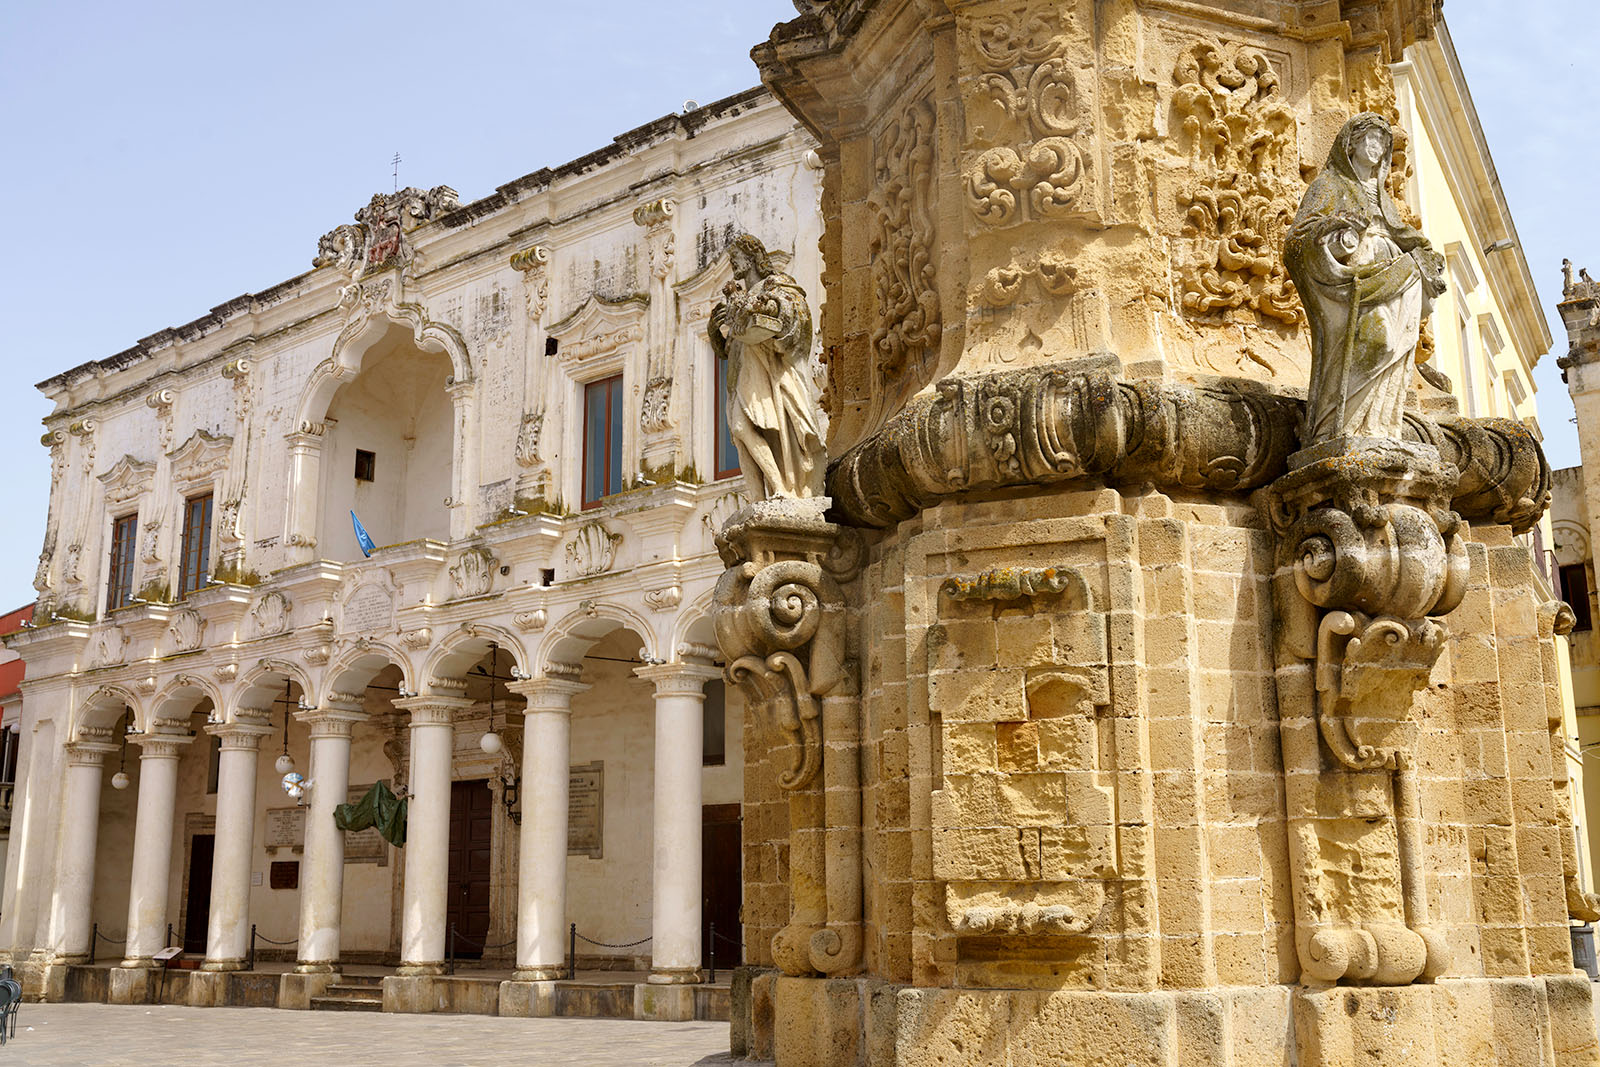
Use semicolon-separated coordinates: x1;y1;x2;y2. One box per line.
88;923;127;965
707;921;744;984
247;923;298;970
445;923;518;975
567;923;651;980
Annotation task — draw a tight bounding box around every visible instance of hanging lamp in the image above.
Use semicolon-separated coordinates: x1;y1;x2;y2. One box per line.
480;642;504;754
274;680;297;775
111;710;132;790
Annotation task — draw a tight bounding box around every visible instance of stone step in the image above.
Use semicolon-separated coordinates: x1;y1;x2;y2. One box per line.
310;994;383;1012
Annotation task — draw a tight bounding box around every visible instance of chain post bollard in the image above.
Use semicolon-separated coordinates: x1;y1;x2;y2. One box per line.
89;922;97;965
708;922;716;984
165;923;173;949
447;922;456;976
249;923;256;970
568;923;576;981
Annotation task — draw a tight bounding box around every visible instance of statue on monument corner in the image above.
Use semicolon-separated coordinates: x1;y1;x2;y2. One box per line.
709;234;826;500
1286;113;1446;446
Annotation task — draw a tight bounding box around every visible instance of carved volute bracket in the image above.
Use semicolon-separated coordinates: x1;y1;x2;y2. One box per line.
713;499;864;977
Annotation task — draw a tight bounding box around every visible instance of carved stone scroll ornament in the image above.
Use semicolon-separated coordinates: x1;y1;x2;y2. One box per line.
514;413;544;468
1266;437;1468;987
713;501;864;977
867;97;940;388
824;364;1550;537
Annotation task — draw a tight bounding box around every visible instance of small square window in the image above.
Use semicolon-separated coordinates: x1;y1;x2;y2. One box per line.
355;449;376;482
545;337;559;356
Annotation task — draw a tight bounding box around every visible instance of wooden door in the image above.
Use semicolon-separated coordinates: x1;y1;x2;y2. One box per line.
702;804;742;970
184;834;215;954
447;779;493;958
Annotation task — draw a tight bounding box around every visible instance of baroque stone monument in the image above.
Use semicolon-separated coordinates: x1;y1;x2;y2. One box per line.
717;3;1600;1065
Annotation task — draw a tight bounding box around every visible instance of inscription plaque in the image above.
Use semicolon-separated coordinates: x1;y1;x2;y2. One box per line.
265;807;305;852
568;761;604;858
344;783;387;866
343;584;393;632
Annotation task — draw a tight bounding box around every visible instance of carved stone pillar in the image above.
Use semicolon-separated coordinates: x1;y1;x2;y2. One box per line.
121;729;193;967
47;736;118;962
284;429;324;564
203;712;273;970
393;697;468;975
510;245;551;499
446;382;477;540
506;677;588;981
294;704;366;973
714;500;863;978
635;662;721;984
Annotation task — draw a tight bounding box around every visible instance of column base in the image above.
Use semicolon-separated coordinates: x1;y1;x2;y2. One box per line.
294;961;338;974
512;965;566;982
647;966;702;985
499;979;558;1018
394;962;447;977
119;957;162;970
278;970;338;1010
49;952;89;966
201;958;248;972
108;967;155;1005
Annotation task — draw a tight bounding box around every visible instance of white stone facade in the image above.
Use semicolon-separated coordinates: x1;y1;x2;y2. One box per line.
3;88;821;994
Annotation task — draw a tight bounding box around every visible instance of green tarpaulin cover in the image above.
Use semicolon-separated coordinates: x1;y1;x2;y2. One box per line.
333;780;407;848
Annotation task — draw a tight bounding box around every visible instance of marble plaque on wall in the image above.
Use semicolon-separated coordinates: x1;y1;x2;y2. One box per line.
568;761;604;859
343;584;394;632
266;807;306;852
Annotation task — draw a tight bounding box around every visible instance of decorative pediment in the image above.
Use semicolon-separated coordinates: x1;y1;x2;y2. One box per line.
98;455;155;506
547;294;647;366
312;185;461;276
167;429;233;485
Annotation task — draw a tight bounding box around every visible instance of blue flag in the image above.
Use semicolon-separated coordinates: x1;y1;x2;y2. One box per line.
350;510;376;558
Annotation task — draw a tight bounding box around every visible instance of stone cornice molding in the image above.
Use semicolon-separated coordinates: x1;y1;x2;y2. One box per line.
634;662;722;698
824;367;1551;535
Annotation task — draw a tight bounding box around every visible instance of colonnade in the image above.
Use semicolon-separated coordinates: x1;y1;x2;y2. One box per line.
37;660;725;986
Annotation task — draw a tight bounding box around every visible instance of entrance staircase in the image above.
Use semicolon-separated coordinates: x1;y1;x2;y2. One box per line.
309;974;384;1012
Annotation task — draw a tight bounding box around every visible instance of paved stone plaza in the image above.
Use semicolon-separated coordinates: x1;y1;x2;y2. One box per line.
4;1004;737;1066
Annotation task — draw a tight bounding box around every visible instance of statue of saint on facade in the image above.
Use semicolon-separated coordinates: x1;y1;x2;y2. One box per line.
709;235;826;500
1286;113;1446;446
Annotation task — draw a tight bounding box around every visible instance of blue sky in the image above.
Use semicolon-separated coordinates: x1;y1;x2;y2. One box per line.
0;3;1593;610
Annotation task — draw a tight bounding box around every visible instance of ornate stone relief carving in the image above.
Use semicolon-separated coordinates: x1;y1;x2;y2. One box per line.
715;501;864;977
633;198;676;281
513;609;547;632
511;245;551;321
89;625;129;668
1170;41;1302;325
401;627;433;650
565;523;620;578
643;585;682;612
868;96;941;384
941;565;1074;602
168;608;206;653
963;13;1087;228
251;591;291;637
313;186;460;276
640;377;673;435
449;547;497;599
167;429;233;484
303;645;332;666
702;491;751;541
513;413;544;468
99;455;155;507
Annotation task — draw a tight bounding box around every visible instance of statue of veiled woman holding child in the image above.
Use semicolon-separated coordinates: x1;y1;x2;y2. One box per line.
1286;112;1447;447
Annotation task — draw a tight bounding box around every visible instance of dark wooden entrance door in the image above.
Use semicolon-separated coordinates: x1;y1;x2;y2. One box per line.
702;804;742;971
447;779;493;958
184;834;215;954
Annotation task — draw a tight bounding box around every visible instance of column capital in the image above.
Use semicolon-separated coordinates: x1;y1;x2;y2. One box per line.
206;715;274;750
507;677;590;712
64;739;119;766
635;662;722;698
132;731;195;760
392;696;472;727
295;705;368;739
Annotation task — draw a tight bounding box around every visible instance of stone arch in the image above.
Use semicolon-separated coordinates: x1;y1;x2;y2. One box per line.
295;300;473;434
322;641;416;701
234;658;315;717
149;674;223;726
669;588;721;664
76;684;142;737
423;624;530;687
539;602;660;674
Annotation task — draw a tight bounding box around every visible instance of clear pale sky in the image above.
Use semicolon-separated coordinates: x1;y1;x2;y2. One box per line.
0;3;1594;610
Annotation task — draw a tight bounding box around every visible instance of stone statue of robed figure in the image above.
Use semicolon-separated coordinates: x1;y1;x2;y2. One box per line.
709;234;826;500
1286;113;1446;446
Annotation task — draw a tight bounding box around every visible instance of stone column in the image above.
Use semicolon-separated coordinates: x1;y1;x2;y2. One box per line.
446;383;477;542
284;429;324;565
47;736;118;962
202;712;272;971
635;663;720;984
293;705;365;973
120;730;193;967
393;696;467;975
506;676;588;980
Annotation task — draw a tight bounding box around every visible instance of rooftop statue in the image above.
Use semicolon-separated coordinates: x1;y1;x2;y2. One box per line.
709;235;826;500
1286;113;1446;446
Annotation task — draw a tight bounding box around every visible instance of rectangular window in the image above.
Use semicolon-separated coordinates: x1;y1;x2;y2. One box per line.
582;375;624;508
355;449;376;482
107;513;138;610
703;678;727;766
715;351;739;480
1561;563;1593;632
178;493;213;598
